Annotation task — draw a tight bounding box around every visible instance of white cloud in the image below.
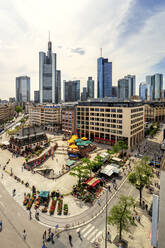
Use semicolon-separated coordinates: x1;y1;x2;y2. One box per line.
0;0;165;99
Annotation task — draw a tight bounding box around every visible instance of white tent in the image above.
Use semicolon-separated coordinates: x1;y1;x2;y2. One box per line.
2;141;9;146
100;164;120;177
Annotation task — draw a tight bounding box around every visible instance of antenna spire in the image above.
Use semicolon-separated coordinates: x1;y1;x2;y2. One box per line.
100;48;102;57
49;31;50;42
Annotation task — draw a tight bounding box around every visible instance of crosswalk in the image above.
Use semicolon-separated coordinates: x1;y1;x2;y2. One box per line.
77;223;103;243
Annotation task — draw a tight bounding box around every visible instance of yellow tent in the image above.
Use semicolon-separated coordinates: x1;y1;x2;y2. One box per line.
69;145;78;149
81;137;87;141
72;135;78;140
67;139;74;143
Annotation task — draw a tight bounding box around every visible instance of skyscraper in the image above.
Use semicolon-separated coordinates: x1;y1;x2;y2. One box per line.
16;76;30;103
39;39;61;104
87;77;94;98
146;74;163;100
124;75;136;97
117;75;136;99
81;87;87;101
118;79;129;99
97;57;112;98
64;80;80;102
34;91;40;103
139;82;147;100
56;70;61;103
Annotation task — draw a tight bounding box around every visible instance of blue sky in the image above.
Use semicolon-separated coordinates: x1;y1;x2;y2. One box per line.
0;0;165;99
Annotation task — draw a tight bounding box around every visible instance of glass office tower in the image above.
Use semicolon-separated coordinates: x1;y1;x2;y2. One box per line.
87;77;94;98
146;74;163;100
118;79;129;99
39;40;61;104
139;82;147;100
16;76;30;103
97;57;112;98
64;80;80;102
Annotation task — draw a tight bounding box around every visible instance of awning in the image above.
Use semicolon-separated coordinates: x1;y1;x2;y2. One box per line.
66;160;75;167
39;191;49;198
2;141;10;146
85;177;101;187
81;137;88;140
75;139;82;143
69;145;78;149
100;164;120;177
111;157;122;162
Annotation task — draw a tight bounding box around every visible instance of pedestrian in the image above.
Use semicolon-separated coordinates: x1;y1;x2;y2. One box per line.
43;230;46;241
108;185;111;192
137;215;141;223
97;199;101;206
22;230;27;240
0;220;2;231
42;242;46;248
77;229;82;240
12;189;16;197
145;204;148;211
50;232;54;244
107;231;111;242
69;234;72;246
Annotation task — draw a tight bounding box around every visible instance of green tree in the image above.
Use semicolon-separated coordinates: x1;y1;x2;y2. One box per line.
70;163;89;185
108;195;135;241
15;106;23;113
92;155;104;171
118;140;128;154
128;157;154;206
81;158;94;177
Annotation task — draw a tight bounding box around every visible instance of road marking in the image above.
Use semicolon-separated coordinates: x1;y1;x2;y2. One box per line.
81;223;92;234
86;228;98;241
83;226;95;238
91;231;102;243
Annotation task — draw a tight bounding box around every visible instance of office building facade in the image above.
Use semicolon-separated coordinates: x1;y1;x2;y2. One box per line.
139;82;147;100
39;40;61;104
81;87;88;101
16;76;30;103
87;77;94;98
118;75;136;99
146;74;163;100
64;80;80;102
76;100;144;148
118;79;129;99
97;57;112;98
34;91;40;103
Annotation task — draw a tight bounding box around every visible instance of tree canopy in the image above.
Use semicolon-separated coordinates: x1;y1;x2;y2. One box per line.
15;106;23;113
108;195;135;240
128;156;154;206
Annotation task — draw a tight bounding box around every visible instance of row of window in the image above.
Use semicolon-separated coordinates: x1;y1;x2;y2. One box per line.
77;108;123;113
77;113;123;118
89;127;122;134
131;117;143;124
131;126;143;135
131;112;143;119
131;108;143;113
131;121;143;130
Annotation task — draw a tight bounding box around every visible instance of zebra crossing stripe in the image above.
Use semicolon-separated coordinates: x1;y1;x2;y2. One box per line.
81;224;92;234
83;226;95;238
86;229;98;241
91;231;102;243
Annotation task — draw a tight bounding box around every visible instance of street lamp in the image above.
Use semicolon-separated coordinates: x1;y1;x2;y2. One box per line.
105;187;108;248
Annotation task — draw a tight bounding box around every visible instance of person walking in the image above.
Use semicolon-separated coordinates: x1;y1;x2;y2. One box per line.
22;230;27;240
107;231;111;242
43;230;47;241
97;199;101;206
0;220;2;231
69;234;72;246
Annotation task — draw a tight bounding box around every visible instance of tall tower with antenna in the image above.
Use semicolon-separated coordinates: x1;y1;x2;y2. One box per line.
39;34;61;104
97;51;112;98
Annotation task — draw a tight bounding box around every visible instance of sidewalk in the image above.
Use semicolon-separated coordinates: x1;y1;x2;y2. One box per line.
0;157;133;230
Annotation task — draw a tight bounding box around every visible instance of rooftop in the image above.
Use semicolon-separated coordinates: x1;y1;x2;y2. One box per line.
14;126;44;139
